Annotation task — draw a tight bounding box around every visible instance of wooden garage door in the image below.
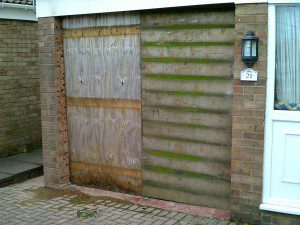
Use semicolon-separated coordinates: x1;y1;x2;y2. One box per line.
141;7;235;209
63;13;142;193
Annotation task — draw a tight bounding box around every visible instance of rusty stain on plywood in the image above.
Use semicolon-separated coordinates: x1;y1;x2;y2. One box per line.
70;161;142;179
63;25;140;38
67;97;141;109
63;12;142;194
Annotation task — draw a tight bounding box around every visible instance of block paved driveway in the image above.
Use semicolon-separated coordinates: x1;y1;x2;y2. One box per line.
0;177;236;225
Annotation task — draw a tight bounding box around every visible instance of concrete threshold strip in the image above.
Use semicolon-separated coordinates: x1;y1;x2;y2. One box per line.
0;151;43;187
73;184;230;220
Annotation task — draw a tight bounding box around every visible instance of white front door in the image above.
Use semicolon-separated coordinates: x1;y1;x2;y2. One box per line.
261;4;300;215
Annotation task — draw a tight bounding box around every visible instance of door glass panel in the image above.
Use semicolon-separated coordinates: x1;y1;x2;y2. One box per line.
275;6;300;111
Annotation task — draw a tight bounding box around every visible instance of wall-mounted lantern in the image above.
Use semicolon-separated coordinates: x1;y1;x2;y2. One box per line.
242;31;259;68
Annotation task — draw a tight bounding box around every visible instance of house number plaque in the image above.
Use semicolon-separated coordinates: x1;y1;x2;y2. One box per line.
240;68;258;81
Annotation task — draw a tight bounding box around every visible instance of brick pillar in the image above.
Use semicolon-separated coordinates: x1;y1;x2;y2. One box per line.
39;17;70;188
231;4;268;224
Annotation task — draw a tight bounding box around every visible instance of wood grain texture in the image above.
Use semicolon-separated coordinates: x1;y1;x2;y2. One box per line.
67;97;141;109
142;183;230;209
141;11;235;26
64;12;141;193
63;25;140;38
64;35;140;100
141;45;234;60
67;106;141;169
141;61;233;77
63;12;140;29
141;9;234;207
143;136;231;163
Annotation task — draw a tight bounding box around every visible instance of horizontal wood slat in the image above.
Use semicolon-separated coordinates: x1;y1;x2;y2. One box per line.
63;25;140;38
141;9;234;208
67;97;141;109
141;41;234;47
142;58;233;64
142;74;231;80
142;24;234;30
70;161;142;179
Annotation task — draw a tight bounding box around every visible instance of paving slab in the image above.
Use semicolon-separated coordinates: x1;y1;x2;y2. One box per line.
8;151;43;165
0;159;41;175
0;151;43;187
0;172;12;182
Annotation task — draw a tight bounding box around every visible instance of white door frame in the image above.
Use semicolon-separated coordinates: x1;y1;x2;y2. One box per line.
260;2;300;215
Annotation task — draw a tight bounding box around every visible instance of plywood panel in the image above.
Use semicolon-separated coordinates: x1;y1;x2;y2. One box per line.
64;35;140;100
67;106;141;169
63;12;140;29
63;12;141;193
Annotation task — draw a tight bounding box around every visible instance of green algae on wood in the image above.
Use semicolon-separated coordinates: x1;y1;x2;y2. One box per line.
142;24;235;30
142;74;232;81
142;57;232;64
143;89;230;98
142;104;230;115
142;119;229;131
141;41;234;47
143;134;230;147
143;165;228;181
144;148;214;163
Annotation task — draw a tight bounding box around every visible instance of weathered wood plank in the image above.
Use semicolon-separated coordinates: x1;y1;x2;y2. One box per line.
140;9;233;207
63;12;140;29
64;35;140;99
67;97;141;109
71;161;142;179
141;11;235;26
67;106;141;169
70;161;141;193
142;91;232;111
63;25;140;38
142;136;231;162
142;107;231;129
142;169;230;196
142;184;230;209
143;154;230;179
141;62;233;77
142;122;231;146
141;28;234;42
142;77;233;95
141;45;234;59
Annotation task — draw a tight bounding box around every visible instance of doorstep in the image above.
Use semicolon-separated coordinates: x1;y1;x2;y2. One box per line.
73;185;231;220
0;151;43;187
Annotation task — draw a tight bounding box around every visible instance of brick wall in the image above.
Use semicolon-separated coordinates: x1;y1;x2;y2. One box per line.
231;3;268;224
0;19;41;157
232;4;300;224
38;17;69;188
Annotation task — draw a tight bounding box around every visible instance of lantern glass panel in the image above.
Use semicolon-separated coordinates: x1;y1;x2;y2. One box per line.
244;40;251;57
251;41;257;57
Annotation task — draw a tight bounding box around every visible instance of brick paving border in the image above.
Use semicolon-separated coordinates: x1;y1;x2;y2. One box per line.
0;177;236;225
